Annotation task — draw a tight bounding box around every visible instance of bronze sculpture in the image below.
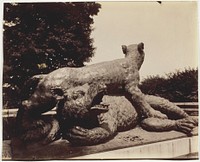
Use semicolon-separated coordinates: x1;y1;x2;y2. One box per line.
16;43;198;145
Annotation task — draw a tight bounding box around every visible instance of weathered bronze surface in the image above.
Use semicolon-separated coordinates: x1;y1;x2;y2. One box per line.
16;43;198;146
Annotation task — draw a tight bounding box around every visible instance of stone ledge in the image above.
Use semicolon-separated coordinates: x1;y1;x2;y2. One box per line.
8;126;198;160
71;136;198;159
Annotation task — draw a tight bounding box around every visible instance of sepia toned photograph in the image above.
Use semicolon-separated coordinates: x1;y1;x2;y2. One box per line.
2;0;199;160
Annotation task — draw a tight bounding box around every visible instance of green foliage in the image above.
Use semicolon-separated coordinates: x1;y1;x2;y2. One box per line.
139;68;198;102
3;2;101;107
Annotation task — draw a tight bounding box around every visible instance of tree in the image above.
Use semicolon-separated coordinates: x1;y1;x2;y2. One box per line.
139;68;198;102
3;2;101;107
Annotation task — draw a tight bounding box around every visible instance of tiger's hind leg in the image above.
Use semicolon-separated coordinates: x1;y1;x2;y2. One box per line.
145;95;198;126
141;117;196;136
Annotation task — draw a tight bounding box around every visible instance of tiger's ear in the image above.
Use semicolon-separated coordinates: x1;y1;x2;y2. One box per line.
138;42;144;54
122;45;127;54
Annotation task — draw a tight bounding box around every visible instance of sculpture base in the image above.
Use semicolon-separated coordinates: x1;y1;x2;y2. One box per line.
7;127;198;160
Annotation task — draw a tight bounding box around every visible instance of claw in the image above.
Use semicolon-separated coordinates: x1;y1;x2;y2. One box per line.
180;127;192;134
74;126;88;133
181;123;195;129
186;116;198;126
176;118;196;134
70;126;88;135
65;132;86;143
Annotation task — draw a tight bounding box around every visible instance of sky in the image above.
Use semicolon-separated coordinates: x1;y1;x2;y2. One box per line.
88;1;198;80
0;1;199;80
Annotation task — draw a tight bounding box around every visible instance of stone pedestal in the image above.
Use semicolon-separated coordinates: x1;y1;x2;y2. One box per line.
9;126;198;160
